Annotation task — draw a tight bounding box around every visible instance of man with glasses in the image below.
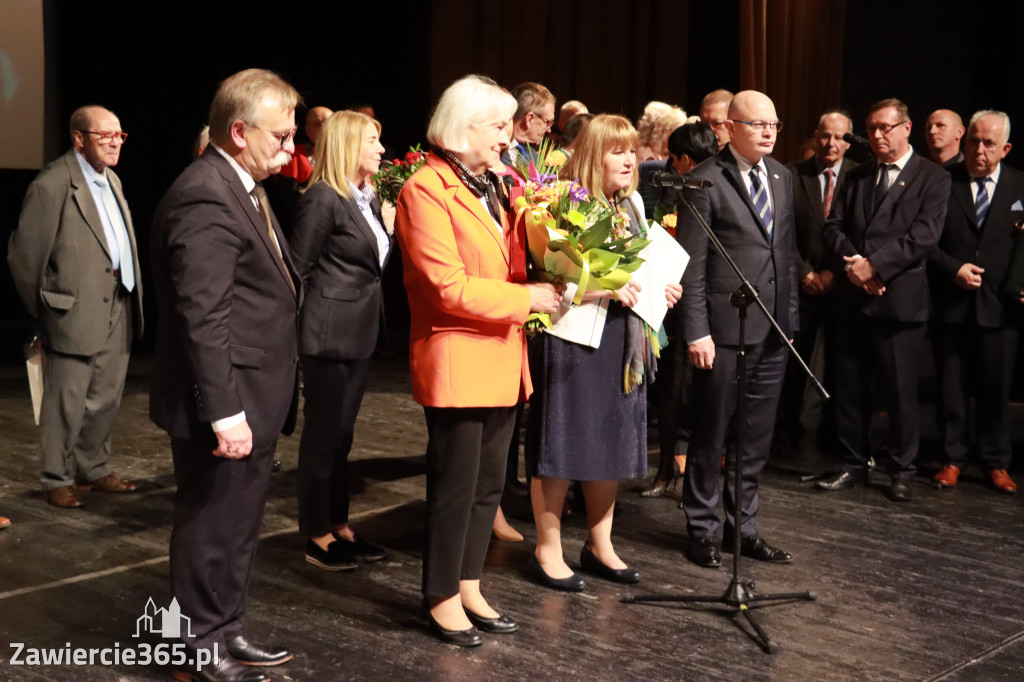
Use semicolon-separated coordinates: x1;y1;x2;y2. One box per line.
678;91;799;568
502;81;556;166
151;68;301;682
699;89;735;151
8;105;143;508
819;98;950;502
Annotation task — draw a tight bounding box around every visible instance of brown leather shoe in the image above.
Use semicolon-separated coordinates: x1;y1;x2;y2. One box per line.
46;486;85;508
934;464;960;488
989;469;1017;494
79;474;138;493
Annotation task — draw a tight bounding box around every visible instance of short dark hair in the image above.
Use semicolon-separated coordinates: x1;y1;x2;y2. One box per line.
560;112;594;146
667;122;717;163
511;82;554;121
867;98;909;122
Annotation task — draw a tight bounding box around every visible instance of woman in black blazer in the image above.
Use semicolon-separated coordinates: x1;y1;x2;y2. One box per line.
291;111;393;570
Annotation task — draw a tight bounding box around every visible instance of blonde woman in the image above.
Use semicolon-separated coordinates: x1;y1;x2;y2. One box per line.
291;111;393;571
526;115;682;591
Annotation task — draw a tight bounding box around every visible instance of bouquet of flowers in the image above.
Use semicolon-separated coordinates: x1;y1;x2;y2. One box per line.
511;141;651;330
372;145;427;206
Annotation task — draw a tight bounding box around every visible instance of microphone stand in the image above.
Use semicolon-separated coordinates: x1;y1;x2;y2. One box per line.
624;186;825;654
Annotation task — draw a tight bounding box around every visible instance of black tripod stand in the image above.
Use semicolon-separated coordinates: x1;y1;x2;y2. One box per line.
624;185;825;654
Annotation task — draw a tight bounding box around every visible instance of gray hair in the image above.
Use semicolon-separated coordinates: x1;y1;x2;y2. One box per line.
969;109;1011;145
208;68;301;143
69;105;113;141
817;110;853;134
427;75;516;153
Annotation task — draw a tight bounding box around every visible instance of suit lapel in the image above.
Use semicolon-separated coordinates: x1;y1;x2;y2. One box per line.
951;178;978;230
719;149;772;243
430;155;510;265
65;153;112;260
205;151;297;297
799;170;823;224
340;192;383;273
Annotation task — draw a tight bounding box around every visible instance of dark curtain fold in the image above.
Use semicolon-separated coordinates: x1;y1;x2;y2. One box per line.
740;0;847;163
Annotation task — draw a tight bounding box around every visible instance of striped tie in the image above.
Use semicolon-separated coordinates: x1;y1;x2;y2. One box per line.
975;177;990;226
748;168;773;235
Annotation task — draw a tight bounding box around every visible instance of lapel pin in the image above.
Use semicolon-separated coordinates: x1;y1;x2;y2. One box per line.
773;173;780;179
898;181;906;187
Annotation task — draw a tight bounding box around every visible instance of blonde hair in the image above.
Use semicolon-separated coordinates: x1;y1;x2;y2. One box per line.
638;101;687;158
559;114;639;202
307;110;380;199
427;75;516;153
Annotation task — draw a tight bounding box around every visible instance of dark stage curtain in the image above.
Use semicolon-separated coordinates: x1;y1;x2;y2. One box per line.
740;0;847;163
429;0;696;122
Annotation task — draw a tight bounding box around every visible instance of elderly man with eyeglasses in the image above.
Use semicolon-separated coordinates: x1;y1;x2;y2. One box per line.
8;105;143;508
501;81;557;167
819;98;951;502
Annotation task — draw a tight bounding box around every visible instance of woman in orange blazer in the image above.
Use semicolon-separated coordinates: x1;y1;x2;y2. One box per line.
395;75;561;647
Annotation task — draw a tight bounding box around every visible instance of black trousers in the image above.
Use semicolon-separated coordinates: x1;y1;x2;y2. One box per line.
938;323;1019;470
297;355;372;536
422;405;515;598
169;436;276;656
682;335;787;540
777;292;835;444
833;310;926;478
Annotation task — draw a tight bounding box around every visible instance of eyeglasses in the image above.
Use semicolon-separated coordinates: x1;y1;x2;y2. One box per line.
249;124;297;148
731;120;784;132
532;112;555;129
82;131;128;144
866;120;908;135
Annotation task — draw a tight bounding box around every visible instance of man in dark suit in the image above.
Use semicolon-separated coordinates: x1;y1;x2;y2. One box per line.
929;110;1022;494
925;109;965;169
819;98;951;502
150;69;301;682
776;111;858;452
678;91;799;568
8;105;142;508
501;81;555;167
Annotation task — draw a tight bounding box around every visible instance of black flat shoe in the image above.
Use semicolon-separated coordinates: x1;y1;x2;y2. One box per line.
579;545;640;584
306;538;358;571
640;479;669;498
527;554;586;592
424;605;483;647
465;608;519;634
226;635;292;667
331;531;387;562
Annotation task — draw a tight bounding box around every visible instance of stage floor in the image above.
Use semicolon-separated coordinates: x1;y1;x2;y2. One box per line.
0;354;1021;681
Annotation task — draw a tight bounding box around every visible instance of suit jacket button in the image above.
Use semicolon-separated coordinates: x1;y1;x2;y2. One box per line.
103;296;110;302
106;267;112;273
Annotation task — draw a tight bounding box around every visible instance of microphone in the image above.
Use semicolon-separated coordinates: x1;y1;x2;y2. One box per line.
843;132;870;147
649;171;714;189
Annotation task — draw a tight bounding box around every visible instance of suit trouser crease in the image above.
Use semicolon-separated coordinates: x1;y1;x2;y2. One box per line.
939;323;1018;470
297;355;372;536
834;311;925;477
39;290;130;488
422;405;515;598
682;337;787;539
169;437;276;654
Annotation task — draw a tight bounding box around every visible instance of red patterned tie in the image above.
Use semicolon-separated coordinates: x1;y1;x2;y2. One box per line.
822;169;835;219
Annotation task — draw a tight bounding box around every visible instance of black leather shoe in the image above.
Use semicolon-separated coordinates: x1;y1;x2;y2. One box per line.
424;606;483;647
173;655;270;682
527;554;586;592
815;470;867;491
306;538;358;571
685;536;721;568
331;531;387;562
465;608;519;634
889;478;912;502
579;545;640;584
729;535;792;563
226;635;292;667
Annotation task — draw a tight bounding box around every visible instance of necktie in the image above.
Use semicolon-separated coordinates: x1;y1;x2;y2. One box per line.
873;163;893;212
974;177;990;227
748;168;773;235
94;178;135;292
251;184;295;293
822;168;836;219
